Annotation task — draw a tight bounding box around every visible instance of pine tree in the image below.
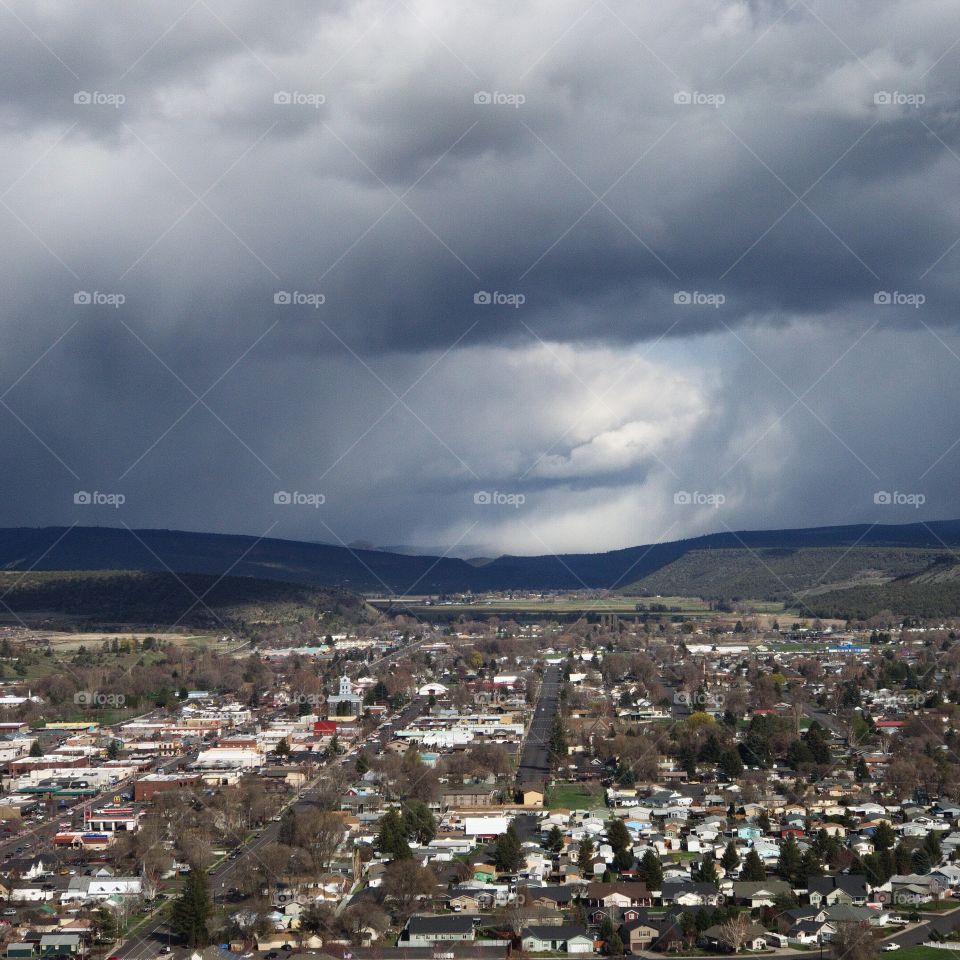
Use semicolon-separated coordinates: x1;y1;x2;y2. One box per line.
170;865;212;947
546;825;564;854
721;841;740;872
872;821;895;852
777;834;802;881
578;838;595;874
494;826;523;872
741;848;766;881
377;809;412;860
638;849;663;889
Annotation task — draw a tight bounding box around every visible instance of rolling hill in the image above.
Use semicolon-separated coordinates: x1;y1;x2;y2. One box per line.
0;569;371;629
0;521;959;598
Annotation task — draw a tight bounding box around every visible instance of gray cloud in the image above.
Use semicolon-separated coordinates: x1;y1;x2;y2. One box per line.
0;0;959;554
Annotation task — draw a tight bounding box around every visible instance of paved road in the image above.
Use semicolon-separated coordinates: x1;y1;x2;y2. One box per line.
515;664;562;791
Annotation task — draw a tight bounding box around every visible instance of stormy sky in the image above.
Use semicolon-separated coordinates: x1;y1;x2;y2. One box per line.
1;0;959;557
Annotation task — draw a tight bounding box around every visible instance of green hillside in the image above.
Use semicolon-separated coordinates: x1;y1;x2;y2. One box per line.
803;558;960;619
619;546;948;601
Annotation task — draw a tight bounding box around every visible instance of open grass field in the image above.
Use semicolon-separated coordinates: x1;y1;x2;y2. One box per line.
886;947;958;960
545;782;605;810
371;594;790;619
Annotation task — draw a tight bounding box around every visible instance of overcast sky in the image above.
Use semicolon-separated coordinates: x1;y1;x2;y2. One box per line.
1;0;959;557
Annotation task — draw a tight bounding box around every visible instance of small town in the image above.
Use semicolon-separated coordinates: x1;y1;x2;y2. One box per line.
0;603;953;960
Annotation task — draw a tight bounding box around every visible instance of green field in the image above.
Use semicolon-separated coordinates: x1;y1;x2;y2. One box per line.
546;783;605;810
885;947;957;960
372;594;785;618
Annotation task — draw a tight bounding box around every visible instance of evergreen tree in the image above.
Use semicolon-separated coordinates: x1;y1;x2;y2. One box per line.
872;821;895;852
719;748;743;778
546;824;565;855
721;841;740;872
607;818;634;873
638;849;663;889
777;834;802;881
494;825;523;872
403;800;437;845
548;717;568;769
377;809;412;860
741;848;766;881
170;865;212;947
578;838;595;874
355;751;370;777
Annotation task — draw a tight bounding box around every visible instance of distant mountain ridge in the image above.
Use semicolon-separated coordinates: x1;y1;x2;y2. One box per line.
0;521;959;595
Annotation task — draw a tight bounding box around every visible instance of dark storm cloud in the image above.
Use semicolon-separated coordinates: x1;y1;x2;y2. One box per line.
1;0;960;552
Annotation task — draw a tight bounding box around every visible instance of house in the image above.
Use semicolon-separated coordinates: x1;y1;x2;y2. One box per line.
808;875;868;906
731;879;793;907
660;881;721;906
786;919;836;944
701;922;769;952
401;915;476;947
38;935;80;958
621;916;660;952
527;885;577;909
521;924;594;954
582;881;653;908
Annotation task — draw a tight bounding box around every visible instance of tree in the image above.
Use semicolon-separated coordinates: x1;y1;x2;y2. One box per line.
494;826;523;872
777;834;802;881
381;859;436;918
29;740;42;757
721;841;740;872
548;716;568;769
355;751;370;777
872;821;895;852
607;818;632;855
717;913;752;953
719;748;743;778
403;800;437;846
741;848;766;881
377;809;411;860
107;739;121;760
829;921;877;960
275;737;290;758
637;849;663;889
578;837;595;874
170;865;212;947
546;824;565;855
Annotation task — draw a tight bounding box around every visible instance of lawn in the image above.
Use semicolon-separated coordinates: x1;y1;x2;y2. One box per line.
885;947;955;960
546;783;605;810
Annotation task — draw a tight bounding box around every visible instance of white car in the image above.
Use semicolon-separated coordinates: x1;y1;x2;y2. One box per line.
882;944;901;952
